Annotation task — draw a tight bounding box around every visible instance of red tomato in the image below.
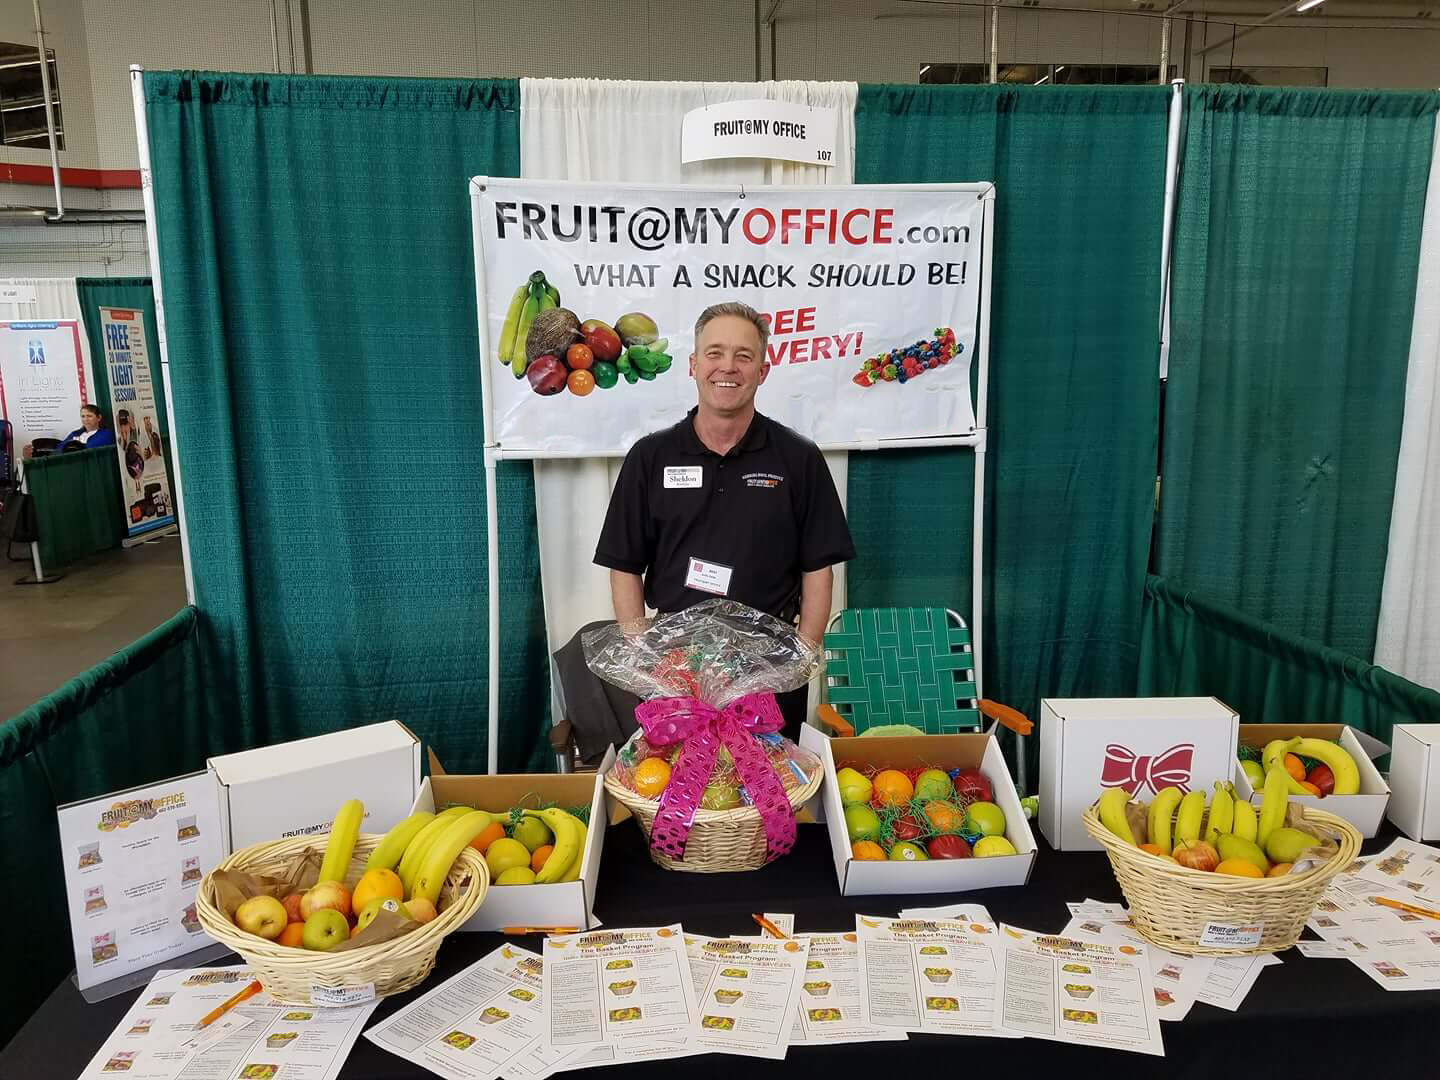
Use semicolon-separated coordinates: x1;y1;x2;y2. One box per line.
566;343;595;370
1306;763;1336;796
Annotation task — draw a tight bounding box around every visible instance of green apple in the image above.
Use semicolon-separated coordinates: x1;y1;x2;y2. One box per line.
963;801;1006;837
510;816;554;853
835;767;873;806
486;838;532;878
355;897;402;934
1240;759;1265;788
701;783;742;810
843;804;881;843
913;768;953;801
301;908;350;951
888;841;929;861
973;835;1017;857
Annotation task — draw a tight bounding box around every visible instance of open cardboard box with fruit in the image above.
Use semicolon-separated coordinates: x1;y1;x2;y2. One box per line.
801;729;1036;895
1233;724;1390;838
408;747;612;931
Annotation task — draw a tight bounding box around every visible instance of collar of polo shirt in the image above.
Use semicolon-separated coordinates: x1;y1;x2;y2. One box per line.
679;406;770;457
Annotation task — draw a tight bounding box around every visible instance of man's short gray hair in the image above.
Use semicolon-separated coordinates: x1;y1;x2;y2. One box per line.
694;302;770;354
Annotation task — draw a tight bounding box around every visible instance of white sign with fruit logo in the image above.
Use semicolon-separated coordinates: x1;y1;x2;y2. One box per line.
472;178;991;454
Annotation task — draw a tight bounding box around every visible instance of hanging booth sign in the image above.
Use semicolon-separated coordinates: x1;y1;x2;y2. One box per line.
681;99;838;166
0;319;88;457
99;307;175;537
472;178;992;454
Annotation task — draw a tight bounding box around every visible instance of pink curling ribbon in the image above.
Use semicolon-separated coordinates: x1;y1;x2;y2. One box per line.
1099;742;1195;797
634;692;797;862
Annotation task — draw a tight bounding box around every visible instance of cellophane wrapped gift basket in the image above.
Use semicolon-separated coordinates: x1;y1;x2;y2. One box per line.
588;599;824;872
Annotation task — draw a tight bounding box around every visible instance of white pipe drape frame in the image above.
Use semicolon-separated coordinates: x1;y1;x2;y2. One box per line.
471;177;996;774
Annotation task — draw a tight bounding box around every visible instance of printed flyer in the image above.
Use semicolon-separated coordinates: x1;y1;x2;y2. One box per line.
683;933;808;1059
57;772;225;991
473;178;989;453
77;966;374;1080
541;925;700;1053
854;915;1010;1038
98;306;175;538
788;933;906;1046
993;925;1164;1056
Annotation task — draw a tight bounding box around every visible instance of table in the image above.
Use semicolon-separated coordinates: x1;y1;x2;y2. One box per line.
16;446;124;579
7;822;1438;1078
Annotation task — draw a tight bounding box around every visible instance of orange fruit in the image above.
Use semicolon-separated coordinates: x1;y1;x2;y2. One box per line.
1268;862;1293;877
1138;842;1166;857
1214;858;1265;878
531;844;554;873
851;841;886;861
1299;781;1322;796
567;369;596;397
922;801;964;832
352;867;404;912
633;757;672;797
1283;753;1307;782
278;922;305;947
873;770;914;807
468;821;507;854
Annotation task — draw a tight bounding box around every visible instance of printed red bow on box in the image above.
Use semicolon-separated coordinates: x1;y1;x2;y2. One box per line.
1099;743;1195;797
633;692;796;862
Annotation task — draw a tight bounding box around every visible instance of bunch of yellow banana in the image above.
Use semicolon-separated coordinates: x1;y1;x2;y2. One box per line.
1261;736;1360;796
498;270;560;377
363;803;497;903
522;808;588;884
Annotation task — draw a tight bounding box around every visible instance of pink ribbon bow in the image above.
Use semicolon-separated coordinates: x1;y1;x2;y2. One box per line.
1099;743;1195;797
634;692;796;862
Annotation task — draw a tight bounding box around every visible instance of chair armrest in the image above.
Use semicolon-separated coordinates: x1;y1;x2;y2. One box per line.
979;699;1032;736
816;703;854;737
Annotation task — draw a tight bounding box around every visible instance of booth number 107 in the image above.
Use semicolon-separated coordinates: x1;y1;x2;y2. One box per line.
816;149;832;163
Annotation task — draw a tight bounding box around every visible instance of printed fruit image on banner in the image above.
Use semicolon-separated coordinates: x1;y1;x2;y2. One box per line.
473;177;989;454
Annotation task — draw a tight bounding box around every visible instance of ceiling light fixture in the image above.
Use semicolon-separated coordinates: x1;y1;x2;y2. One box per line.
1296;0;1323;10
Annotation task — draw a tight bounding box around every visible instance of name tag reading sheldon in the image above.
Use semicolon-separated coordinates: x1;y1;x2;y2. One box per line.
664;466;703;489
685;557;733;596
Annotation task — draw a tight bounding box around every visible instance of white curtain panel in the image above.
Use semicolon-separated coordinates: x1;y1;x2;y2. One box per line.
519;79;858;683
0;276;96;389
1375;117;1440;690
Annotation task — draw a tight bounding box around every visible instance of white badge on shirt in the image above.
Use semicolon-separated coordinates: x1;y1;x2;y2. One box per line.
685;557;733;596
664;466;703;489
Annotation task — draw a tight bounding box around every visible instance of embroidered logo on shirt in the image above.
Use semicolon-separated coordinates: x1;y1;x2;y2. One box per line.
743;472;784;489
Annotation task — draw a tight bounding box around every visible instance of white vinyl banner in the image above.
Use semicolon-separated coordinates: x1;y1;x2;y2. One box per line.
99;307;175;537
0;319;88;456
474;179;989;454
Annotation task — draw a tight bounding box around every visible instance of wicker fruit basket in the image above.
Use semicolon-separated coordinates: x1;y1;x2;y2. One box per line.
196;833;488;1003
1081;804;1361;956
604;768;823;872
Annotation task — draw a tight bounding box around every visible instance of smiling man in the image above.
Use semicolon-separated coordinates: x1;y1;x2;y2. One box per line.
594;301;855;738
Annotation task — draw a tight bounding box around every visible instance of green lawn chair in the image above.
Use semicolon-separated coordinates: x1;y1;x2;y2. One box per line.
816;606;1032;794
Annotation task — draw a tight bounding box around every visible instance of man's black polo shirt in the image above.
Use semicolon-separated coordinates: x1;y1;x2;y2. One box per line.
594;408;856;620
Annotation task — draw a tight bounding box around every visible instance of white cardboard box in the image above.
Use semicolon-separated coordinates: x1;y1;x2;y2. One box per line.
410;747;611;932
1388;724;1440;841
800;727;1036;895
1039;697;1239;851
1232;724;1390;838
209;721;422;851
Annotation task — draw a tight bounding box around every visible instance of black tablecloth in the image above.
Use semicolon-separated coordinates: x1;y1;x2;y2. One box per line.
8;822;1440;1078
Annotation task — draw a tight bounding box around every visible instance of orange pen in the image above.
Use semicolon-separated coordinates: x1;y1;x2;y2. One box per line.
751;914;788;939
197;980;262;1028
1375;896;1440;921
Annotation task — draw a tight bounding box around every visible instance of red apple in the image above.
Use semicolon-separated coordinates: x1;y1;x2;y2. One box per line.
890;814;924;843
1307;764;1336;796
1173;840;1220;873
281;893;304;924
526;355;567;396
300;880;352;921
580;320;622;365
927;835;972;860
952;768;993;804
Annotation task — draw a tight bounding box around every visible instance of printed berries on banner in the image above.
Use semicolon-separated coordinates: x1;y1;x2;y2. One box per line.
852;327;960;388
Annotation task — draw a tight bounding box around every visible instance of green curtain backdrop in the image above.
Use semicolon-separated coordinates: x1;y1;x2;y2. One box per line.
144;73;548;773
849;86;1167;737
75;277;169;438
0;608;220;1051
1139;575;1440;750
1157;87;1439;659
24;445;125;568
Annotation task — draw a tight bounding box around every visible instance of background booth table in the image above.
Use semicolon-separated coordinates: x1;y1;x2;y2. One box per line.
6;822;1437;1079
16;447;126;577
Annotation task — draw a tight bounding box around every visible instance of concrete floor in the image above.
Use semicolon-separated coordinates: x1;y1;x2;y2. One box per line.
0;537;188;719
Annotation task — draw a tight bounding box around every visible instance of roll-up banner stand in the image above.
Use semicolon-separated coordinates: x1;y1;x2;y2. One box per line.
472;178;995;773
99;306;177;542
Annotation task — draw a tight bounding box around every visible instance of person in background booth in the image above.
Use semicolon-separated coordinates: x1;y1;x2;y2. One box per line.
21;403;116;458
594;301;856;741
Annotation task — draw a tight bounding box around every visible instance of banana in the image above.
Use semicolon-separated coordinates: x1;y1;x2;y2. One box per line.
1174;790;1205;847
318;799;364;884
1205;782;1234;846
1232;797;1258;843
365;811;435;872
1257;767;1290;849
496;282;529;365
398;806;475;894
524;808;584;883
544;282;560;306
511;289;543;377
1096;788;1137;845
410;811;497;904
1262;737;1311;796
1291;737;1361;795
560;821;588;882
1147;786;1184;854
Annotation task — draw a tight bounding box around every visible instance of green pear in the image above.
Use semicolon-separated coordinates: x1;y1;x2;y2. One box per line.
1216;833;1270;874
1264;827;1319;866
